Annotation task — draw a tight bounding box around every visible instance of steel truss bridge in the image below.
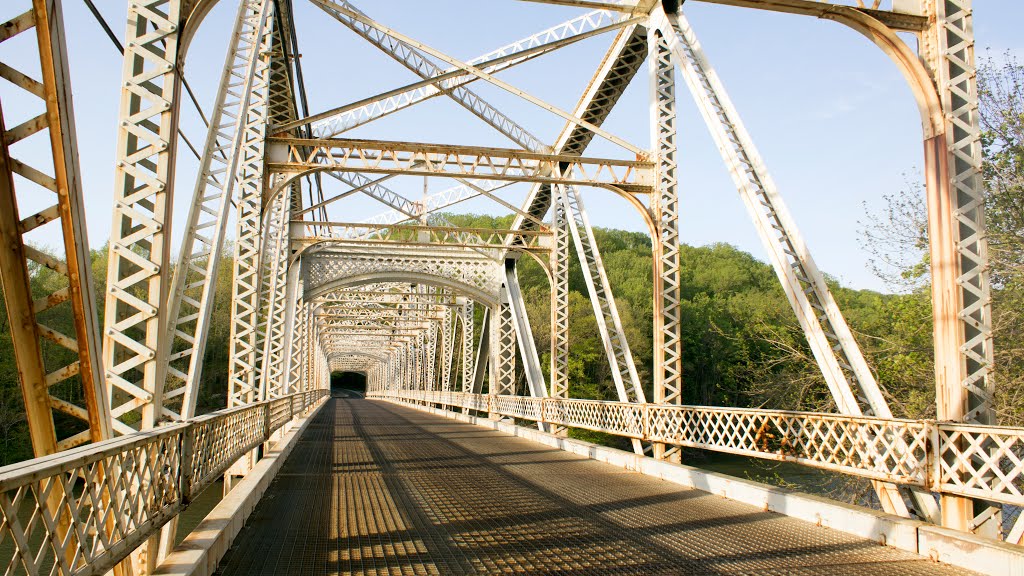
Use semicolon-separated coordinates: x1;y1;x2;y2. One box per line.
0;0;1021;574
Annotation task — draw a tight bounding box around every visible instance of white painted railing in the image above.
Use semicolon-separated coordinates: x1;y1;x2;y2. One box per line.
372;390;1024;508
0;390;327;576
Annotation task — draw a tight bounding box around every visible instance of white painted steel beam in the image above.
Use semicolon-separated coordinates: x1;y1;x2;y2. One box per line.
162;0;272;421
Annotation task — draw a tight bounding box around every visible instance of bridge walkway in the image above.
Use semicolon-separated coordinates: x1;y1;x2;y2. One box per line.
213;397;975;575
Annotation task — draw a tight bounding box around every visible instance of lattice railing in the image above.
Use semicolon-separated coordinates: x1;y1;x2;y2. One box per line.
545;398;645;438
268;398;293;431
647;406;929;484
491;395;545;421
0;390;327;576
0;427;183;576
935;424;1024;506
187;404;268;495
372;390;1024;508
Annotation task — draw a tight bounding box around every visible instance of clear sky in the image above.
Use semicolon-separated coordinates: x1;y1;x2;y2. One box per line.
7;0;1024;293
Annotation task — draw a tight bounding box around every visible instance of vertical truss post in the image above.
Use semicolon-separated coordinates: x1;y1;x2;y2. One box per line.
441;306;455;392
424;326;435;391
408;325;418;390
424;328;434;390
258;190;293;400
550;192;570;407
314;341;325;390
222;0;275;496
304;307;314;391
505;262;548;399
473;307;490;396
227;0;276;408
922;0;994;426
413;331;423;390
398;346;405;391
162;0;273;421
429;321;439;391
438;318;448;392
920;0;997;535
389;352;397;392
404;345;413;391
487;304;499;414
285;284;304;394
399;346;406;391
314;314;323;391
461;299;475;393
393;347;402;390
648;23;683;463
653;7;928;516
252;0;302;389
494;289;517;397
104;0;183;434
549;193;570;437
0;0;112;454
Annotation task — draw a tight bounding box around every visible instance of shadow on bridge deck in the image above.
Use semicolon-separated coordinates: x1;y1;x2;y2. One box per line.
213;398;976;575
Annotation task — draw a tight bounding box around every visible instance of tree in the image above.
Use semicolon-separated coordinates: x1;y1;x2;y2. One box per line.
859;54;1024;425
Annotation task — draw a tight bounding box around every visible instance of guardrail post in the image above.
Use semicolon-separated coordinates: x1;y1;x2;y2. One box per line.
642;404;650;443
927;420;940;493
180;425;195;504
264;403;272;443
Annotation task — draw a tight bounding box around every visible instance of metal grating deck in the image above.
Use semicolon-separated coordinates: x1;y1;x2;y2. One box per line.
213;397;978;575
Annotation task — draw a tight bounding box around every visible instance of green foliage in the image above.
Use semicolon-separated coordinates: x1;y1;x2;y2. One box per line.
0;213;951;465
855;54;1024;424
509;221;868;413
0;244;234;465
6;55;1024;466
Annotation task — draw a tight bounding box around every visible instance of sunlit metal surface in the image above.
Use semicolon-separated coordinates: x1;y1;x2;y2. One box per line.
213;398;976;575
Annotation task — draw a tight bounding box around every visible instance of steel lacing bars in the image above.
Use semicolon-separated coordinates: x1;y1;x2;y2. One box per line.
655;9;885;418
161;0;272;421
652;6;940;517
103;0;183;433
0;0;111;452
557;184;646;407
226;0;277;408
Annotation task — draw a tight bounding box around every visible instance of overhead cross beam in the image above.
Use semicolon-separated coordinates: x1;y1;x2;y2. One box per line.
309;0;644;155
1;0;1010;563
280;10;639;136
292;222;551;253
691;0;928;31
268;137;652;193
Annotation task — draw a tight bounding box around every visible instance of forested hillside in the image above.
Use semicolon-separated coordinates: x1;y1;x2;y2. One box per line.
0;230;952;466
2;56;1021;468
443;212;938;417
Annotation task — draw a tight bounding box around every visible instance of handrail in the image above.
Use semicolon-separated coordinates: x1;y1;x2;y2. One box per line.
0;389;328;576
372;390;1024;509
